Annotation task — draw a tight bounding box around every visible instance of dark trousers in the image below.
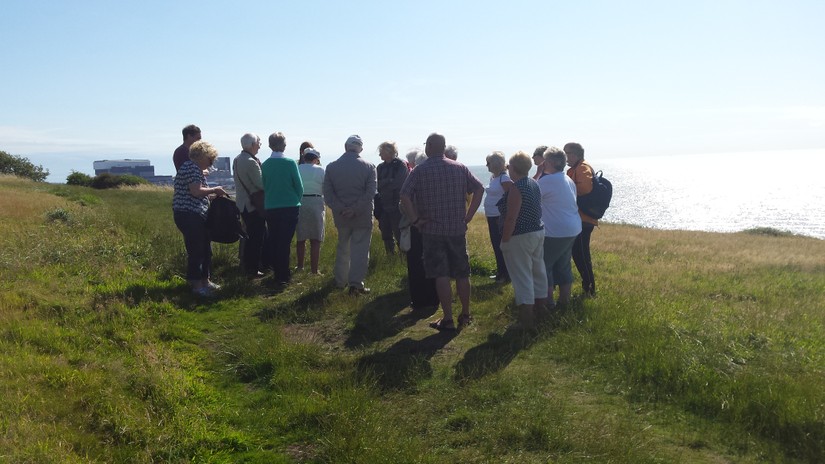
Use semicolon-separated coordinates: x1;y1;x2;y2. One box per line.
572;222;596;294
378;208;403;251
265;207;299;283
173;210;212;282
241;209;266;275
486;216;508;279
407;225;439;308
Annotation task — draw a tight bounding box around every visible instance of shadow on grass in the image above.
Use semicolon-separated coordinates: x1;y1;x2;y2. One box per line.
254;280;339;324
344;291;437;348
453;326;540;381
453;303;586;381
357;331;457;391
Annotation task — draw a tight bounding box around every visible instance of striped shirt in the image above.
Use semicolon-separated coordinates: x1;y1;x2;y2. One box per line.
172;160;209;218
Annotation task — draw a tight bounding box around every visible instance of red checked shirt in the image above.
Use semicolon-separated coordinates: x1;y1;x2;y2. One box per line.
400;155;483;236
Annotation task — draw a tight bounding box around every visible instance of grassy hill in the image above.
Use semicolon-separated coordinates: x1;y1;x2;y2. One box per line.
1;174;823;463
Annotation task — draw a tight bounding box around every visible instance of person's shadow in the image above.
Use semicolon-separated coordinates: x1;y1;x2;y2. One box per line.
344;291;437;348
357;331;457;391
254;280;339;324
453;326;540;381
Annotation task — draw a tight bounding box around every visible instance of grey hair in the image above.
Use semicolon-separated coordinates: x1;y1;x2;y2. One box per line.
543;146;567;171
240;133;259;150
486;151;506;171
414;153;428;167
444;145;458;160
406;148;423;165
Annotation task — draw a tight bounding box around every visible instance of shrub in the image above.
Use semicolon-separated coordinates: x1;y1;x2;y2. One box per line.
89;173;149;189
743;227;794;237
66;171;93;186
118;174;149;186
0;150;49;182
91;173;122;189
45;208;71;223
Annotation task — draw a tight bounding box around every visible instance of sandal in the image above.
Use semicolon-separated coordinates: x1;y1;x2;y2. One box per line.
457;313;473;329
428;318;456;332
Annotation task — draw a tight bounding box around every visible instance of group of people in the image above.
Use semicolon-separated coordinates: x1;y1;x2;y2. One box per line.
170;124;598;331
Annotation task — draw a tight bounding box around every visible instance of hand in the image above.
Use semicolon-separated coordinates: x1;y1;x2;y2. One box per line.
341;208;355;219
413;217;429;229
213;186;228;197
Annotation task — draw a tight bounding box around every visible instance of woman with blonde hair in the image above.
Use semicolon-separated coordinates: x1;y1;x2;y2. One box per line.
172;140;227;296
497;151;547;329
483;151;512;283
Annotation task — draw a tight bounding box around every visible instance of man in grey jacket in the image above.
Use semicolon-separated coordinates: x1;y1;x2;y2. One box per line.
323;135;377;295
233;133;266;277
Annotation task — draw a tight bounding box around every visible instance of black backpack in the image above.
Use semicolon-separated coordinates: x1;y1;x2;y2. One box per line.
576;170;612;220
206;196;248;244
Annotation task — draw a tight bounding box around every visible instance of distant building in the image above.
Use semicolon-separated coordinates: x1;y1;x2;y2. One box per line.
208;156;235;192
91;157;234;190
93;159;154;178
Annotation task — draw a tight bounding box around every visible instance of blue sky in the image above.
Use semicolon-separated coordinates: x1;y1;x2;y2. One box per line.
2;0;824;182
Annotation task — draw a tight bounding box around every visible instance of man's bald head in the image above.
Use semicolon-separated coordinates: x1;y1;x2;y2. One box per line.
425;133;446;157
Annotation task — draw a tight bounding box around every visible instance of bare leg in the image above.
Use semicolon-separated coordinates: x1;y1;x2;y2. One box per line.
435;277;454;323
455;277;471;317
309;239;321;274
534;297;549;320
558;284;571;305
296;240;306;271
516;304;535;330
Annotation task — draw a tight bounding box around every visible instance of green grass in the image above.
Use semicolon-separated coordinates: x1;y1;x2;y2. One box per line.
1;174;824;463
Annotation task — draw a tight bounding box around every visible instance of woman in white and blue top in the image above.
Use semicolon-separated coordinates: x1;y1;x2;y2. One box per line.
483;151;513;283
497;151;547;330
172;141;227;296
537;147;582;307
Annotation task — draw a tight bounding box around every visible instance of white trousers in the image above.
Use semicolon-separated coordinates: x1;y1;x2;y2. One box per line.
500;229;548;305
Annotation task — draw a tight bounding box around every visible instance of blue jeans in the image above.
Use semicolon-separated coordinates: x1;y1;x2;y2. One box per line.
174;210;212;282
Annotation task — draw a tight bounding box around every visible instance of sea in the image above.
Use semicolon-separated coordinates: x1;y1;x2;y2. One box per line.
468;149;825;240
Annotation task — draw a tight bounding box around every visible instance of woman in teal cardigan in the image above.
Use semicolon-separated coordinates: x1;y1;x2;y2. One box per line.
261;132;303;285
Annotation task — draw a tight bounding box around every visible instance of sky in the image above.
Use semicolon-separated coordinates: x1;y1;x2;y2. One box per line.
2;0;824;182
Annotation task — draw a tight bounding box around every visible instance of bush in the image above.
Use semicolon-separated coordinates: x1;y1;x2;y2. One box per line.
90;172;150;189
118;174;149;186
66;171;93;187
0;150;49;182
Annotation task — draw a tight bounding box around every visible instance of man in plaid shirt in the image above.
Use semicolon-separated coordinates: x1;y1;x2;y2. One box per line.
400;133;484;332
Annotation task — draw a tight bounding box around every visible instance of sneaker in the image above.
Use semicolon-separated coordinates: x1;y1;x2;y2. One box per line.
348;287;371;296
206;281;221;290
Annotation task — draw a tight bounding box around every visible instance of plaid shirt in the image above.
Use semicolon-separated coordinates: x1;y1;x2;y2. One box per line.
400;155;483;236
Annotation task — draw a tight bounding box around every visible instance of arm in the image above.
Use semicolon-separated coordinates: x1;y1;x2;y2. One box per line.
357;165;378;211
188;182;226;198
322;172;342;212
465;184;484;223
291;162;304;197
573;164;593;196
400;194;426;228
247;158;264;192
500;186;522;243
